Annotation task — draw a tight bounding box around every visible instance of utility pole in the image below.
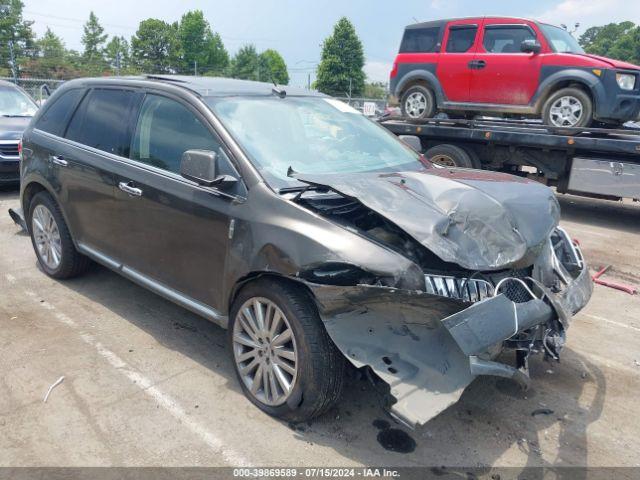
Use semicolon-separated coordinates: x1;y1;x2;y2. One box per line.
348;78;352;99
194;60;198;76
115;51;121;76
8;40;17;84
307;73;311;90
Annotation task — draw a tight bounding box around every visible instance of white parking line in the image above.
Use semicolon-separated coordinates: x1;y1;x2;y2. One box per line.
26;289;251;467
583;313;640;333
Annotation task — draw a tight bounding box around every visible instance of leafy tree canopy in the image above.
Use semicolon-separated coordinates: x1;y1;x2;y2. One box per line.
230;44;259;80
579;21;640;65
315;17;365;97
131;18;179;74
82;11;107;71
258;49;289;84
177;10;228;75
0;0;36;76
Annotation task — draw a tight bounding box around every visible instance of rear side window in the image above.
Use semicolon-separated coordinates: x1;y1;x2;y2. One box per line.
483;25;536;53
34;89;84;136
65;88;139;157
131;94;220;173
400;27;441;53
445;26;478;53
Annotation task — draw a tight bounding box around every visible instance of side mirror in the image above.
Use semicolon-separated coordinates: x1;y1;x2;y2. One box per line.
399;135;422;153
521;39;541;54
180;149;239;191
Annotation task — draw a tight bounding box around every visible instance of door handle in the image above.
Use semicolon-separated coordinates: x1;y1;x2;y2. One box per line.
50;155;68;167
468;60;487;69
118;181;143;197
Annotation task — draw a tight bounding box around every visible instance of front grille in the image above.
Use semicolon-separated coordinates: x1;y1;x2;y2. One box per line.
425;268;535;304
0;143;19;157
424;275;494;302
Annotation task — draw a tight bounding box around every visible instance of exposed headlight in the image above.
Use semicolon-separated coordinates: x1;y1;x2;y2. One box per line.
616;73;636;90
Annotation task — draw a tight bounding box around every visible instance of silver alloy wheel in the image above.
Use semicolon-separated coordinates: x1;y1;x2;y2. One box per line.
232;297;298;406
31;204;62;270
405;91;427;118
549;95;583;127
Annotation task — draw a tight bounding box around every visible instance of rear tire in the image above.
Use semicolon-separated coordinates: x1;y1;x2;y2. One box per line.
28;191;90;279
229;278;346;423
401;84;435;120
425;144;480;168
542;87;593;128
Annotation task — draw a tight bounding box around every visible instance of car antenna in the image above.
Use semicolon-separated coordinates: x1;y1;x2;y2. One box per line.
286;166;297;177
271;75;286;98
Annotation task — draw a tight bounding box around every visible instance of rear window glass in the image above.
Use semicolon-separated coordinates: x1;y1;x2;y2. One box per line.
34;89;84;136
65;88;139;157
400;27;441;53
483;25;536;53
445;26;478;53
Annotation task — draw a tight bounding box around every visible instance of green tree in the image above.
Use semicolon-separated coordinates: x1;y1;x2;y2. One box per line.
578;21;639;64
315;17;365;97
82;11;107;73
177;10;229;75
230;44;259;80
0;0;36;77
203;32;229;76
363;81;387;99
105;36;130;74
257;49;289;84
131;19;179;74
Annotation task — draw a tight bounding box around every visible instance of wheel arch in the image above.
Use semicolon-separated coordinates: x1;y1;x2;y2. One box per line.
396;70;445;106
533;70;602;114
227;271;317;319
21;179;78;245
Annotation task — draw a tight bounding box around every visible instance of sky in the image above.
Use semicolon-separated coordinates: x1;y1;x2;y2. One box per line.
22;0;640;87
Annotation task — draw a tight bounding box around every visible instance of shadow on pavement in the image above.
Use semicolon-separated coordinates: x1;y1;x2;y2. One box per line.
54;262;606;469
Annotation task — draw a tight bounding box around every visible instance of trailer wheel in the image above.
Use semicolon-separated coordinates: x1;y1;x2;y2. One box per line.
425;144;479;169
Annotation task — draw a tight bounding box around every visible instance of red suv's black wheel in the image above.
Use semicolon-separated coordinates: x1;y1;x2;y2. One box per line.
401;85;435;120
542;87;593;128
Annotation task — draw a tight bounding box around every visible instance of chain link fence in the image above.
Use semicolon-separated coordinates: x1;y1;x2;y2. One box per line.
0;77;65;103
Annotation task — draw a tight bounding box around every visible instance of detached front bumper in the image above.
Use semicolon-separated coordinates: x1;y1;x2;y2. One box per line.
307;231;592;429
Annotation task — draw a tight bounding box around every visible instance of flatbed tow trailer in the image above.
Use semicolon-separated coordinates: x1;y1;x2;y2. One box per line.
380;117;640;201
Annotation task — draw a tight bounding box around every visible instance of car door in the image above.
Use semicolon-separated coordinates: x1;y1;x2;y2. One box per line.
110;92;243;312
32;87;141;256
470;20;543;105
436;20;481;102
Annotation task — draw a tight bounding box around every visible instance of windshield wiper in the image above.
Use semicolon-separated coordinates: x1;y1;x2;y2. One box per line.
1;114;31;117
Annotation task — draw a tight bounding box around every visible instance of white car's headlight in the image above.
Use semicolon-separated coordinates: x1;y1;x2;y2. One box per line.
616;73;636;90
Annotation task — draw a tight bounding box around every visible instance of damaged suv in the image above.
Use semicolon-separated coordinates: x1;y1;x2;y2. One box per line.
19;76;592;428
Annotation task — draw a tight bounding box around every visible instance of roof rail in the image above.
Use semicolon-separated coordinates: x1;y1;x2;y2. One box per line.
143;75;188;83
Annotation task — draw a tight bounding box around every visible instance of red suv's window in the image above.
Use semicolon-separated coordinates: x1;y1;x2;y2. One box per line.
400;27;441;53
445;25;478;53
482;25;536;53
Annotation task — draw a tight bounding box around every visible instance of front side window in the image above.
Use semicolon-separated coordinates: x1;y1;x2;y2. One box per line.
400;27;441;53
445;26;478;53
131;94;221;173
34;88;84;136
0;86;38;117
207;96;426;190
540;24;584;54
483;25;536;53
66;88;139;157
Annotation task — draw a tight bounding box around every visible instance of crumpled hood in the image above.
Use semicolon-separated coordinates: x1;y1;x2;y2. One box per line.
296;168;560;270
579;53;640;70
0;116;31;140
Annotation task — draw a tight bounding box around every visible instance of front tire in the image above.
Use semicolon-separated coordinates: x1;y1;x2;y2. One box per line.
401;84;435;120
28;191;90;279
542;87;593;128
229;278;345;423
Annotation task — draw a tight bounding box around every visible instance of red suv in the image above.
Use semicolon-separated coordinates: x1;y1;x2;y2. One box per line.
390;17;640;127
